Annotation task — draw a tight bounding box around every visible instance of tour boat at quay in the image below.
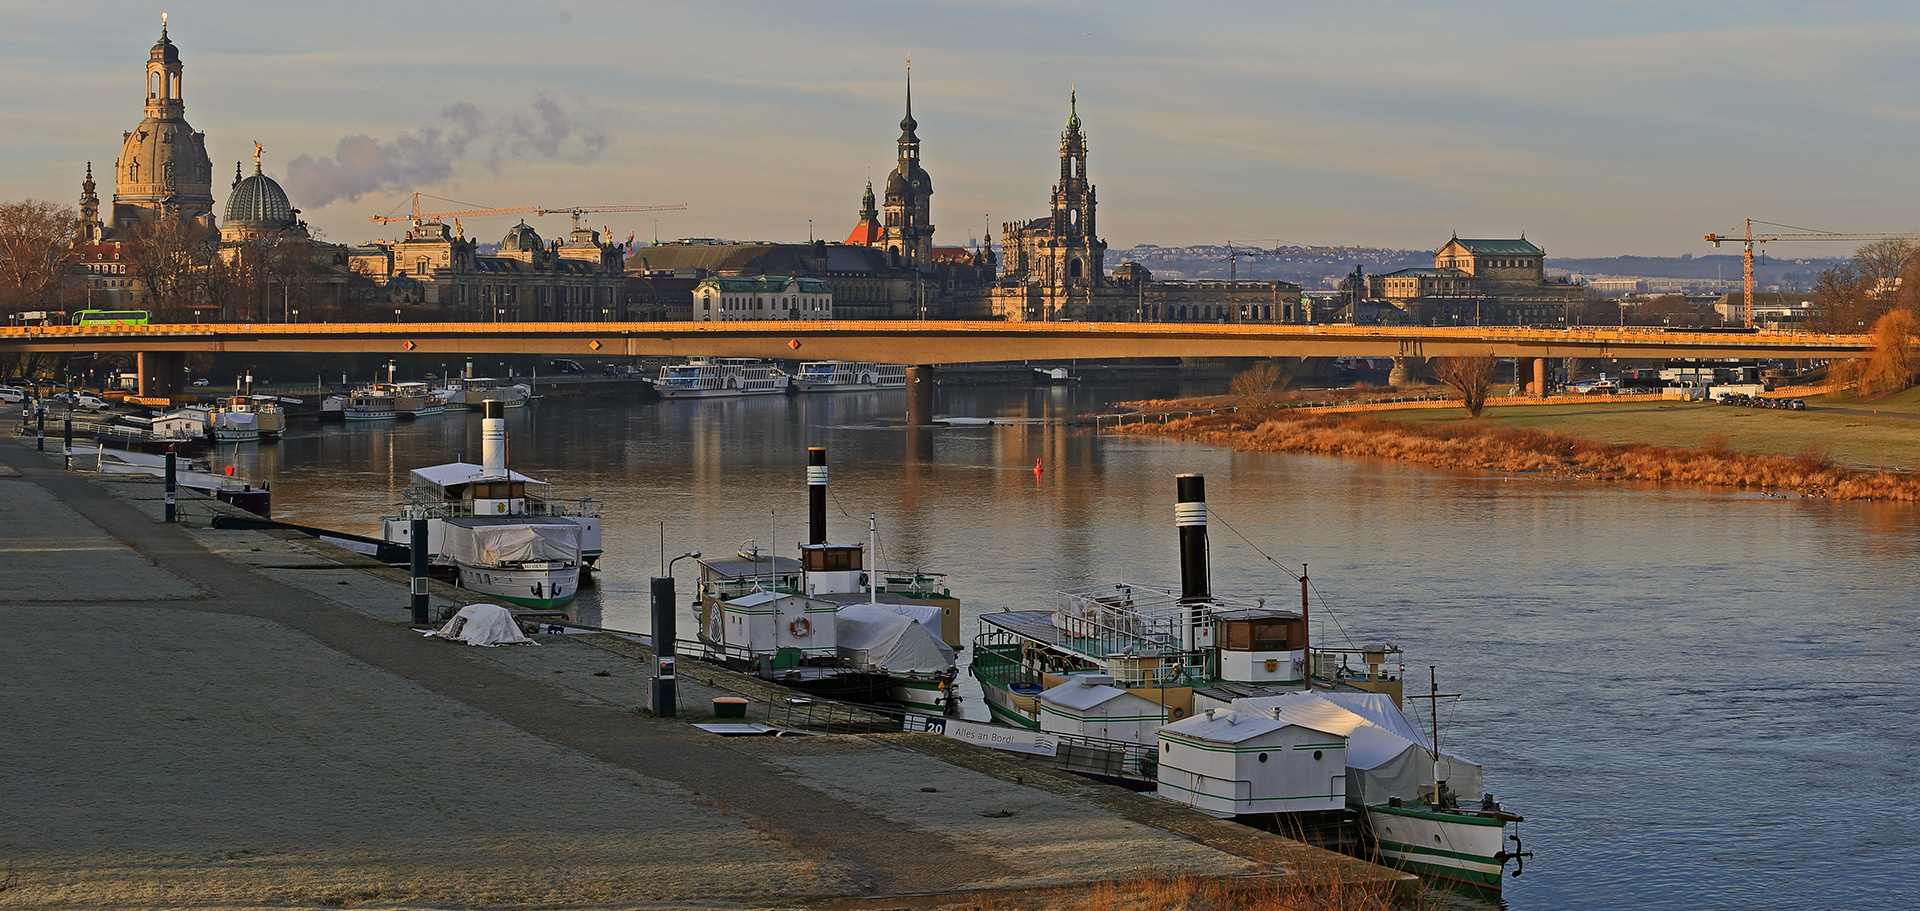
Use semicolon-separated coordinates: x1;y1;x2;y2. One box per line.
650;357;789;398
789;361;906;393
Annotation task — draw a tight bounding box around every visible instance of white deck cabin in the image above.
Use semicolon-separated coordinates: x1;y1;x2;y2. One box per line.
1038;674;1168;745
1156;707;1349;818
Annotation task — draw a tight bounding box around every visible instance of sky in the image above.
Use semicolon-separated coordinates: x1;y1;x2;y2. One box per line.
5;1;1920;258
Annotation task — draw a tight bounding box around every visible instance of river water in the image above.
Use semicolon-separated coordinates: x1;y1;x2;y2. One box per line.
227;381;1917;911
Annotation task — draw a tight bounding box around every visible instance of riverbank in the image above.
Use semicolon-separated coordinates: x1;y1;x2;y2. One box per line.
1111;389;1920;500
0;435;1409;910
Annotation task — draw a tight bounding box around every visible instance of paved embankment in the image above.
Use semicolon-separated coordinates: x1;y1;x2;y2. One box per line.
0;435;1406;910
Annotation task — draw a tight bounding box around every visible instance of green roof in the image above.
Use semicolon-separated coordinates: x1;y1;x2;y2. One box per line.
1443;238;1543;256
696;275;830;293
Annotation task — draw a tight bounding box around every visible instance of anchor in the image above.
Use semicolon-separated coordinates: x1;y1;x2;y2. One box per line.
1493;828;1534;878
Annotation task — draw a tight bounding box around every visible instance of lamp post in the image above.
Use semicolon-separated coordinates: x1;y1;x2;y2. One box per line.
393;308;403;323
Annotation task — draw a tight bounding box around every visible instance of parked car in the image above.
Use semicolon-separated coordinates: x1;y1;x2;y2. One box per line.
548;359;587;374
0;386;25;404
191;378;210;386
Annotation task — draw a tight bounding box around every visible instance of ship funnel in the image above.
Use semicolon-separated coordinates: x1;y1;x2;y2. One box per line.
1176;473;1210;602
482;399;506;476
807;446;827;545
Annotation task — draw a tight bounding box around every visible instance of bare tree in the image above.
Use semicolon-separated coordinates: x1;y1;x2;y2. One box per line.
1432;354;1498;417
0;199;80;315
122;218;219;320
1230;360;1290;410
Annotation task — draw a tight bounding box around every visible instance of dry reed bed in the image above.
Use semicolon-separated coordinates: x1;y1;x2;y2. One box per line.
1114;410;1920;501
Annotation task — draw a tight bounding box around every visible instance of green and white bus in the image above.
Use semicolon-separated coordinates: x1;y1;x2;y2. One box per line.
72;309;151;326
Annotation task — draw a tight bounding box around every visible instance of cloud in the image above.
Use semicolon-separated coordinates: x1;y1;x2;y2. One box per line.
282;94;612;210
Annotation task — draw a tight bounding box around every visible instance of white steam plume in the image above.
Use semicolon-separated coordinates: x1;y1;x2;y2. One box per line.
284;95;613;210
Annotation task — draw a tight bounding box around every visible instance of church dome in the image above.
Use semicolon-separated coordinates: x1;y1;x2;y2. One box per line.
500;221;543;252
150;30;179;65
224;170;295;227
886;163;931;197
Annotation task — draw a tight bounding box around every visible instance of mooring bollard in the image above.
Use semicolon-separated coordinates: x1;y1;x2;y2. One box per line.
650;575;677;717
410;516;429;625
163;448;176;523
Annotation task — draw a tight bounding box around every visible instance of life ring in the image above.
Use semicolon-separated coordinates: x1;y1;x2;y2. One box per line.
789;617;812;637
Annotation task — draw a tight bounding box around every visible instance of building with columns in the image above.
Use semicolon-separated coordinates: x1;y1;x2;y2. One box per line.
1369;236;1581;326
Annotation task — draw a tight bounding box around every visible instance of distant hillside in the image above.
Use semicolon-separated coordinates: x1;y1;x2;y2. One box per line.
1546;254;1845;285
1104;245;1849;291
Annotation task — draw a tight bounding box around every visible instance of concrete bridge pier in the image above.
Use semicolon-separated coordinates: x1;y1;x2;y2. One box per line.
1532;357;1548;397
137;351;185;399
1387;356;1421;389
904;365;937;426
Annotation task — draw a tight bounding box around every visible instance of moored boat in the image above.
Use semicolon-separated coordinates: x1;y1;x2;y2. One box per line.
391;381;446;419
963;472;1532;891
789;361;906;393
694;446;959;709
650;357;788;398
380;400;603;608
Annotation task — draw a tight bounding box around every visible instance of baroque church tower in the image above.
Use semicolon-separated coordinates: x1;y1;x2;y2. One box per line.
996;90;1107;320
880;65;935;271
111;16;216;234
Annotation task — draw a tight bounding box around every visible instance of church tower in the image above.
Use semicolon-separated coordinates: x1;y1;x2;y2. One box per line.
111;15;216;233
880;65;935;271
78;162;102;244
1049;89;1103;290
994;90;1106;320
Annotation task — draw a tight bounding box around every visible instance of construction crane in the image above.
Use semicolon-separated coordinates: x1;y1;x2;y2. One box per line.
1704;219;1917;328
371;193;688;230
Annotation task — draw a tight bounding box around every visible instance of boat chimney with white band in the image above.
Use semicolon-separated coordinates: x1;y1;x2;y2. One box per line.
482;399;507;476
472;399;521;515
808;446;828;546
1176;473;1211;654
1177;473;1210;602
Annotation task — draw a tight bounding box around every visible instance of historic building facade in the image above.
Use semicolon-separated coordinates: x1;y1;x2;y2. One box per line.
349;220;627;320
692;275;832;321
1368;236;1580;326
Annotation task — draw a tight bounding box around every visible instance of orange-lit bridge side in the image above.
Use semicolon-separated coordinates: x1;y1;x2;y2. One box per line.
0;320;1874;363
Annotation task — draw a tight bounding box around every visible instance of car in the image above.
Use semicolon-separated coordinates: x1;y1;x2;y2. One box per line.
0;386;25;404
191;378;210;386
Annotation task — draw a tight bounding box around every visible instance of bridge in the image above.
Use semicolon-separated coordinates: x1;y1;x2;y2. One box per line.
2;320;1871;424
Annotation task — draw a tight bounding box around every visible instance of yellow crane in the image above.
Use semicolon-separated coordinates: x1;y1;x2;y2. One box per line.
371;193;688;230
1704;219;1917;328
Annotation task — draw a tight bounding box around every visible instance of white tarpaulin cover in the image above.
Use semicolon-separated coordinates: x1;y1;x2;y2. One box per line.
835;602;955;674
869;600;942;631
443;521;581;566
1232;691;1481;805
427;603;536;646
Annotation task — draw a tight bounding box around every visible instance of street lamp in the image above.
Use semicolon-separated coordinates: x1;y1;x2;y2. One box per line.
393;309;403;323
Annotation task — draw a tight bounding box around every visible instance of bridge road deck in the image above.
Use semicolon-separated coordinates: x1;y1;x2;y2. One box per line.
0;434;1407;910
0;319;1873;363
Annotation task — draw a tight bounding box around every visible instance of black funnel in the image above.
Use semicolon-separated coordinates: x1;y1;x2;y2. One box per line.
808;447;827;545
1176;473;1210;602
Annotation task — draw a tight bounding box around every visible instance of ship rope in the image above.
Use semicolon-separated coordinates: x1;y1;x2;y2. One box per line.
1207;505;1364;651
